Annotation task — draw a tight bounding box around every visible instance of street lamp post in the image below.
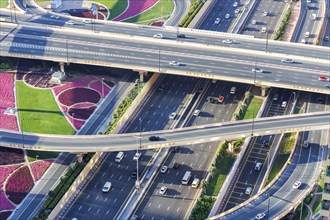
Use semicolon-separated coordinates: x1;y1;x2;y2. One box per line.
134;118;142;190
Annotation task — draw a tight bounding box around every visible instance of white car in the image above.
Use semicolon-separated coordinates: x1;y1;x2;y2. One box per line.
325;36;329;41
133;152;141;161
159;186;167;194
233;2;238;7
255;213;266;220
225;14;230;19
222;39;232;44
252;20;257;25
263;11;268;16
169;61;180;66
281;58;294;63
153;33;163;39
50;15;59;19
245;187;252;195
281;101;287;108
102;182;112;193
311;13;316;20
160;165;168;173
252;68;263;73
192;178;200;188
193;109;200;116
65;20;75;25
169;112;177;120
235;8;240;14
301;39;306;44
261;27;267;33
293;181;302;189
214;18;220;24
83;19;92;24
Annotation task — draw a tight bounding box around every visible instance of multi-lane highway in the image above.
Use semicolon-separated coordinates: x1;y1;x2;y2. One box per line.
1;23;329;94
214;92;328;220
130;81;248;219
240;0;288;38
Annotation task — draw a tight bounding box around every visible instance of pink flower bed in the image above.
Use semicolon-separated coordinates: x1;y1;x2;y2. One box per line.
52;75;114;130
0;191;14;210
6;166;34;205
0;165;21;185
0;147;24;166
31;160;53;182
114;0;159;21
0;72;18;131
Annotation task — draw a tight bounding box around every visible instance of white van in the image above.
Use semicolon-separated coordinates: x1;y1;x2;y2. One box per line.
305;32;310;38
182;171;192;185
115;151;124;163
311;14;316;20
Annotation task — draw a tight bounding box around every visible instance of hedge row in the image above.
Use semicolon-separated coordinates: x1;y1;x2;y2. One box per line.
180;0;206;28
34;156;89;220
105;79;145;134
34;79;145;220
274;6;292;40
233;91;251;120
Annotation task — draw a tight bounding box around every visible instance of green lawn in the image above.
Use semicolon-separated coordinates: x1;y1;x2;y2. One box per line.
206;145;236;196
0;0;8;8
16;81;74;135
241;96;263;120
97;0;128;20
266;154;289;184
123;0;174;24
27;150;59;162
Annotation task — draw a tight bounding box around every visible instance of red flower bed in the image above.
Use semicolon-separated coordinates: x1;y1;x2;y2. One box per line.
31;160;53;182
0;191;14;210
0;147;24;166
58;87;101;106
5;166;34;205
89;80;111;97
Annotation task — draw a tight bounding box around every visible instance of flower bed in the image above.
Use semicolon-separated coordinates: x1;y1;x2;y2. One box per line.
68;106;97;120
71;102;95;109
58;87;101;106
0;165;21;186
25;73;58;88
5;166;34;205
31;160;53;182
0;211;12;220
0;147;24;166
89;80;111;96
0;191;15;210
114;0;159;21
0;72;18;131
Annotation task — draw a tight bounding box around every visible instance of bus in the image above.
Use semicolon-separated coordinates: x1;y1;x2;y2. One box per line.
182;171;191;185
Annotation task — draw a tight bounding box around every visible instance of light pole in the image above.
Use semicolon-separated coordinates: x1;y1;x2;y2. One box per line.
266;30;269;53
101;78;104;99
133;118;142;190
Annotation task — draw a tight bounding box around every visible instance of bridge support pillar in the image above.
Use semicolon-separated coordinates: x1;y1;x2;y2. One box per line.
139;71;147;82
261;86;269;97
76;153;84;163
59;62;65;73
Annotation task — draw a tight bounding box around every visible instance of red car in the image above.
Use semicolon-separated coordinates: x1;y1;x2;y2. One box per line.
319;76;330;81
218;96;224;103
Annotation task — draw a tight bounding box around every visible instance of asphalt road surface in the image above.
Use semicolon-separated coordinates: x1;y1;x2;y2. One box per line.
239;0;288;38
132;81;248;220
62;75;199;220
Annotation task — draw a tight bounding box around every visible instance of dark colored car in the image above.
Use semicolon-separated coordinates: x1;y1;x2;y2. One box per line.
207;97;215;103
177;34;185;38
149;136;161;141
131;169;140;178
173;163;180;170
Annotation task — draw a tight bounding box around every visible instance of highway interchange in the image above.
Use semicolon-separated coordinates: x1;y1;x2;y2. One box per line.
0;0;330;218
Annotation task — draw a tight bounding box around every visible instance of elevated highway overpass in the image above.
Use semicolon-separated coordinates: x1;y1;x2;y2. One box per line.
0;22;329;94
0;112;329;152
